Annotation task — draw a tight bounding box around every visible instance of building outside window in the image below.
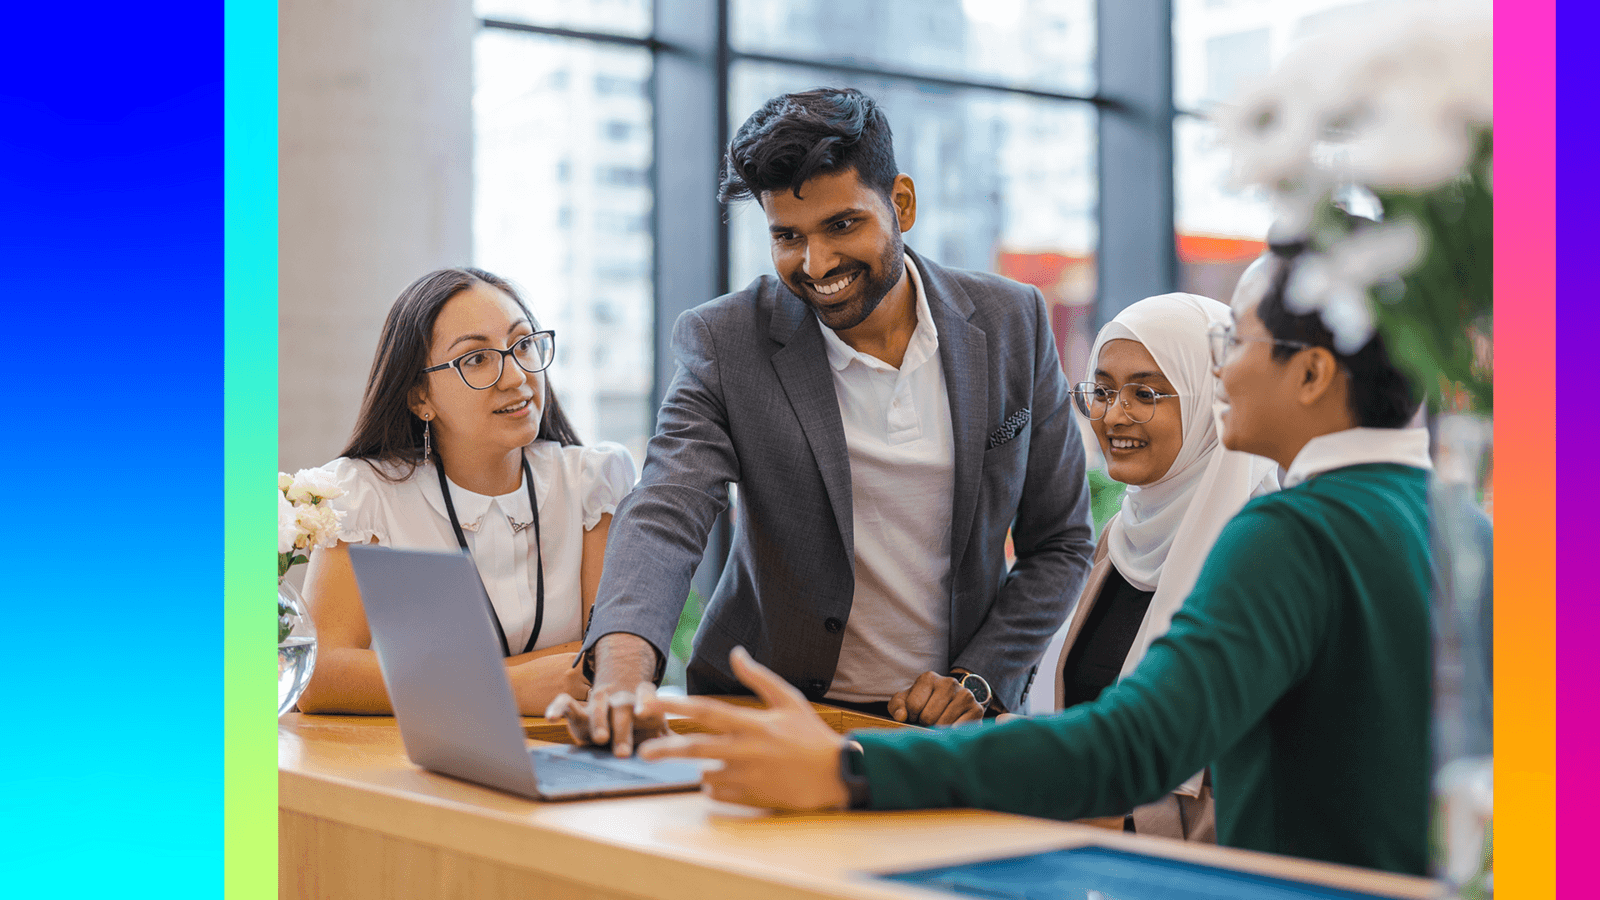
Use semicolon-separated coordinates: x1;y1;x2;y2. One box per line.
1172;0;1395;301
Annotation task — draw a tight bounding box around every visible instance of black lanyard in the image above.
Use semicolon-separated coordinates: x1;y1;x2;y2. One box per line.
436;454;544;657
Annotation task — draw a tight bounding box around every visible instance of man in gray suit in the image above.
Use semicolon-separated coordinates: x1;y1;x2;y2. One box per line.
550;88;1094;754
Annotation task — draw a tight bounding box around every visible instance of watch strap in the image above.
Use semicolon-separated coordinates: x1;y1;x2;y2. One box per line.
838;739;872;810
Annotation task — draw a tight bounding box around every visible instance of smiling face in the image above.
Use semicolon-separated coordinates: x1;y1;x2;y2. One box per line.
761;168;914;333
410;282;545;461
1090;339;1184;487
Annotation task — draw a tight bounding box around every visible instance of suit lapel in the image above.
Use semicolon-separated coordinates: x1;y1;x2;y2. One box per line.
768;283;855;565
916;250;987;575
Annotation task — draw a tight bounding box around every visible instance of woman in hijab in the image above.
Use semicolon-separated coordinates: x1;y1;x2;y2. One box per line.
1038;292;1278;840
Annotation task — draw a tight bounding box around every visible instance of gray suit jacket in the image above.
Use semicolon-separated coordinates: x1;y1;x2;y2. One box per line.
581;248;1095;710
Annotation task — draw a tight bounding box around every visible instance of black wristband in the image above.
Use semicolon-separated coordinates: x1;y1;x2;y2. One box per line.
838;739;872;810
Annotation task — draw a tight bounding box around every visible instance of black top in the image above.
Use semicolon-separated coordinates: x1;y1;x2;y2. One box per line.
1060;566;1154;709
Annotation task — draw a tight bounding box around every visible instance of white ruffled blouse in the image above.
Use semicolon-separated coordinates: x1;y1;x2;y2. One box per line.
315;441;636;653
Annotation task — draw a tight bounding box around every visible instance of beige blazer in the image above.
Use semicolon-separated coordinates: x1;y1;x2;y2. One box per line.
1050;517;1216;843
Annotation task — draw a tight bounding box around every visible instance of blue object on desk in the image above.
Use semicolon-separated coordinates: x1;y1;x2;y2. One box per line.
877;846;1409;900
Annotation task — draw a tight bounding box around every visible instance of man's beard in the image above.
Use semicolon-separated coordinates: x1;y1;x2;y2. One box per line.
792;232;906;333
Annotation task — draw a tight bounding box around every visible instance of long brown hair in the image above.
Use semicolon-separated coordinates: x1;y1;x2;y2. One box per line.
339;267;582;480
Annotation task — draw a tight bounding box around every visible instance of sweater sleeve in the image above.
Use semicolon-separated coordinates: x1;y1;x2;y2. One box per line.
856;500;1334;819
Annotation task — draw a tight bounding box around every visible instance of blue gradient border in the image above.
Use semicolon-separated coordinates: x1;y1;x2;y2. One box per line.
0;2;224;897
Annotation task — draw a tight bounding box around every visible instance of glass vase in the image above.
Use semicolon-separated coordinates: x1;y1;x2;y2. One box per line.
1428;412;1493;896
278;577;318;717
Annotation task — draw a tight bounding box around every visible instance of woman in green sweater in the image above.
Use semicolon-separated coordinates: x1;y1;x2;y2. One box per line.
637;246;1437;876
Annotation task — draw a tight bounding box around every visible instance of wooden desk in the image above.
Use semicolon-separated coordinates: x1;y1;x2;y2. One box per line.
280;714;1441;900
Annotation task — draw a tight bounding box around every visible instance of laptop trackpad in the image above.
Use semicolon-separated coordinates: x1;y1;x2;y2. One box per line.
532;744;704;798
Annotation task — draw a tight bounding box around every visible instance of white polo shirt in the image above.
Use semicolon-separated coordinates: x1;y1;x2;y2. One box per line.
817;257;955;702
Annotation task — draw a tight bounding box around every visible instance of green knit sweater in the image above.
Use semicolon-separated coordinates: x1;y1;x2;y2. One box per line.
856;463;1433;875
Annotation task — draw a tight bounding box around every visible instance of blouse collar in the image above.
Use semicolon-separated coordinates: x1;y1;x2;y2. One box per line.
1283;426;1433;488
419;454;537;532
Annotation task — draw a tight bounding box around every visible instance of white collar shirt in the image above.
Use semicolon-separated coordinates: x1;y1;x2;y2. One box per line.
817;257;956;702
1283;427;1433;488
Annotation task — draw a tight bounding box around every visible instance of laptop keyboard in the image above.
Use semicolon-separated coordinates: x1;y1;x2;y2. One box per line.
532;748;669;788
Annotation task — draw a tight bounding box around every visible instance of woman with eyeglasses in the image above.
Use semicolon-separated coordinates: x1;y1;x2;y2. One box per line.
1035;291;1278;841
630;245;1438;877
294;267;633;715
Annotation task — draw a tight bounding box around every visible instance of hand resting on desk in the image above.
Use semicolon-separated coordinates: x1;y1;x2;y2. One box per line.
545;632;670;758
887;671;985;726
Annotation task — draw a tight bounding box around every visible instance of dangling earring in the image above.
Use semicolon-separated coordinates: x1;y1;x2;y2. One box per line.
422;415;432;460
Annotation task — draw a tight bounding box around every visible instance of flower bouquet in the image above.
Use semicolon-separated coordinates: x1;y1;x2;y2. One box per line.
1216;5;1492;413
278;469;345;639
278;469;345;715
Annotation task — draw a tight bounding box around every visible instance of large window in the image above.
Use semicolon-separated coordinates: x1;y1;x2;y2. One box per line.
476;1;1102;463
1172;0;1393;300
474;4;656;463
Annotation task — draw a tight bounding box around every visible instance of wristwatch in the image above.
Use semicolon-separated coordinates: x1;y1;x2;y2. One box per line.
838;739;872;809
952;671;992;708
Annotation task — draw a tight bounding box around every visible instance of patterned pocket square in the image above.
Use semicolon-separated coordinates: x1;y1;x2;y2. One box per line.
987;408;1030;449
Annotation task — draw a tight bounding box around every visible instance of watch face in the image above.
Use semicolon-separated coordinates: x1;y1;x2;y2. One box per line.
960;674;991;706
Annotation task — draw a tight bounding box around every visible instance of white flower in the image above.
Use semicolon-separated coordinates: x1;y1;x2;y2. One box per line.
278;471;294;492
1321;285;1377;356
1283;220;1425;354
1218;5;1490;192
1329;219;1427;287
294;501;346;551
278;490;299;555
286;467;344;505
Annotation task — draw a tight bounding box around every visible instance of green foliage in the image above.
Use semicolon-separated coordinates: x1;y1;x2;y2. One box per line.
1087;467;1126;536
1324;131;1494;413
669;589;706;672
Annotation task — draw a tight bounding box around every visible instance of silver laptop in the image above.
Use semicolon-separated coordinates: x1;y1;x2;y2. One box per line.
347;544;704;801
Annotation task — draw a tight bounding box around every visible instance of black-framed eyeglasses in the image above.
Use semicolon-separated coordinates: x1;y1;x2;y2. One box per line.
1207;322;1313;369
423;330;556;390
1071;382;1179;424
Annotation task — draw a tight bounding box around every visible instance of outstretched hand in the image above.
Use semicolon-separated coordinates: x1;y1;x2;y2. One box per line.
636;647;850;812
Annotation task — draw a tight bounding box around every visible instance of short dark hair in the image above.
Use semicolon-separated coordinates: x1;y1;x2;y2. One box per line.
340;267;581;481
719;87;898;206
1257;245;1422;428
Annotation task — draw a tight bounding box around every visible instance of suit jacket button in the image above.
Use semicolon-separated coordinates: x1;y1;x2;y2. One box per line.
809;679;826;694
825;617;843;633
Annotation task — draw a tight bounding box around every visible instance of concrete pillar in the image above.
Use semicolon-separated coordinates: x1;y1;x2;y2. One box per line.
279;0;475;473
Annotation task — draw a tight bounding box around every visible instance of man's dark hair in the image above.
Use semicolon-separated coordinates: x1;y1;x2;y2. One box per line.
1257;243;1422;428
719;87;898;206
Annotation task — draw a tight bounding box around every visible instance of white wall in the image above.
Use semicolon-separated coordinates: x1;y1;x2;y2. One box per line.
279;0;475;473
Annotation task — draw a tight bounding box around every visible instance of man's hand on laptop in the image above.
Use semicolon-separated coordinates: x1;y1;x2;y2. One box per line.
886;671;984;726
545;632;667;757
